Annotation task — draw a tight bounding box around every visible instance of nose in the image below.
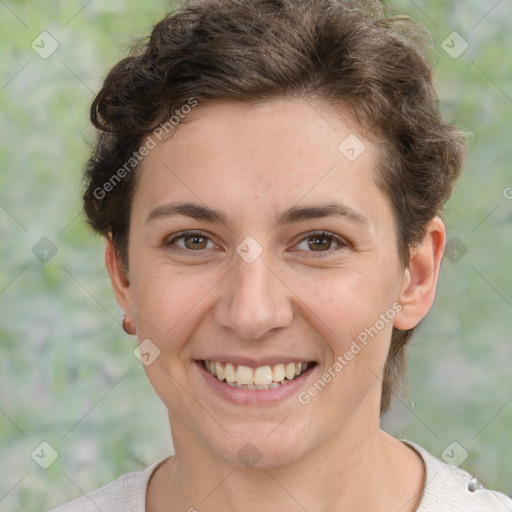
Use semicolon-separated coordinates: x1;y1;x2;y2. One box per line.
213;249;293;341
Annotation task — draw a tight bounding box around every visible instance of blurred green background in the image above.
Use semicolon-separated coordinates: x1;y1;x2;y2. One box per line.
0;0;510;510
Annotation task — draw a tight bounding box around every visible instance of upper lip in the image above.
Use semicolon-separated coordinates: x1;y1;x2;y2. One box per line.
196;356;317;367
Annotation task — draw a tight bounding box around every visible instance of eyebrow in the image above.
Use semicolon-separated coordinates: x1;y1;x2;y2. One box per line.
145;201;368;227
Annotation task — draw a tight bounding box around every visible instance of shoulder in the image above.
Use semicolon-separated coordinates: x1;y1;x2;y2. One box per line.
44;459;166;512
402;440;512;512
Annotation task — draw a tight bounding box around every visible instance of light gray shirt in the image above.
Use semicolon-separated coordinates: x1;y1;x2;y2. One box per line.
46;440;512;511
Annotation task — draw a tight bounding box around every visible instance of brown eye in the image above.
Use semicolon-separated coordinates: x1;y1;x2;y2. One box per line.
307;234;334;251
183;234;208;250
165;231;215;253
293;231;348;256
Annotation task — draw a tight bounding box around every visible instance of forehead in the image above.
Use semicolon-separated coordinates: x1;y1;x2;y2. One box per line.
160;98;372;165
132;98;390;229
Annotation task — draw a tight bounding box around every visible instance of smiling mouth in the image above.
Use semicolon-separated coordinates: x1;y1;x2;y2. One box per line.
201;360;317;390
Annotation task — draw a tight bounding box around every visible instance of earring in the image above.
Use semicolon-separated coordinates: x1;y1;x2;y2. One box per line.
122;314;135;335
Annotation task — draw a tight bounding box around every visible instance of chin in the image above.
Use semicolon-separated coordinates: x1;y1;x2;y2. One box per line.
208;423;310;469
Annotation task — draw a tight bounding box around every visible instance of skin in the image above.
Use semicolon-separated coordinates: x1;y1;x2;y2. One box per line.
106;98;446;512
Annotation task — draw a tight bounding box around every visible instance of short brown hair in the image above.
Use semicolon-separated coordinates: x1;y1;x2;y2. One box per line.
83;0;466;413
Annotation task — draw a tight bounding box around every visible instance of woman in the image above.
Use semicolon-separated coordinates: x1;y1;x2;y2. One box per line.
48;0;511;510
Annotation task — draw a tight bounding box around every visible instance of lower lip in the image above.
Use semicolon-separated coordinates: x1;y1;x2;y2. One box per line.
196;360;316;406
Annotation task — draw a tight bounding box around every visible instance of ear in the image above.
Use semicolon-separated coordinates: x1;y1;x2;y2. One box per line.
393;216;446;330
105;235;135;332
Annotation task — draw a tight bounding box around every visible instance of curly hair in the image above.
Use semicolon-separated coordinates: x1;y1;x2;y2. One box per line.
83;0;466;413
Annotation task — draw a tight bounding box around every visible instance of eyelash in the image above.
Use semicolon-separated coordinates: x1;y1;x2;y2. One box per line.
164;230;349;257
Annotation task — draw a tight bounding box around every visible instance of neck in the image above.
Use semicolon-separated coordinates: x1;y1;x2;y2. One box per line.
148;414;425;512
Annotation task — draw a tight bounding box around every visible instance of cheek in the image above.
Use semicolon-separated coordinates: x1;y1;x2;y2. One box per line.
300;267;398;340
130;264;218;409
298;267;399;400
131;262;222;352
301;274;397;411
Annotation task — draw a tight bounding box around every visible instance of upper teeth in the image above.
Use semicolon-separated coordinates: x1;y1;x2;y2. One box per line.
204;360;310;388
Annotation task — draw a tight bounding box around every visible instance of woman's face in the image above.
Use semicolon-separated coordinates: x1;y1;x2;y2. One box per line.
111;98;416;467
